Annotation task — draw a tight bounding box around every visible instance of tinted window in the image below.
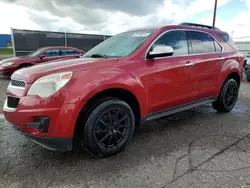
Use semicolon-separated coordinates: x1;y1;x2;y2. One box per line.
153;30;188;56
214;40;222;52
218;33;238;50
62;50;78;56
187;31;215;54
44;49;60;57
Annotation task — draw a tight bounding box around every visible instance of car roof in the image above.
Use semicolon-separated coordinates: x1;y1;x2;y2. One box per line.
160;25;227;34
42;46;82;51
125;23;227;35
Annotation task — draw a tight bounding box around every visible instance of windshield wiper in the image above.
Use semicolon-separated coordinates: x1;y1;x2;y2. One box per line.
86;54;109;58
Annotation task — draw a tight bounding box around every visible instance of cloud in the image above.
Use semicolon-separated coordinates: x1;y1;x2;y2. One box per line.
0;2;41;33
225;11;250;39
245;0;250;9
196;0;250;40
3;0;165;16
0;0;175;34
0;0;234;36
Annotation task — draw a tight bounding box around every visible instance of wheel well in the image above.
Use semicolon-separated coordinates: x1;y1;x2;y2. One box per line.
18;63;33;69
74;88;141;137
226;72;240;86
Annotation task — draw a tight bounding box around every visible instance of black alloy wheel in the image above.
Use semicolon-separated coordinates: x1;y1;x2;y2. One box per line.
82;99;135;157
212;79;239;113
222;81;238;110
94;108;132;150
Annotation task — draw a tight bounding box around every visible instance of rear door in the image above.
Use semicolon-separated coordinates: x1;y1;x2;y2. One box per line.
186;30;224;100
142;30;195;113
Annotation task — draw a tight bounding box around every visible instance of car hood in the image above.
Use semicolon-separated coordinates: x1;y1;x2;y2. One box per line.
12;57;119;83
0;56;34;65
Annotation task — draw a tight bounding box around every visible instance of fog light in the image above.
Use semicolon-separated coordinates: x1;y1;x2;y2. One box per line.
26;116;50;133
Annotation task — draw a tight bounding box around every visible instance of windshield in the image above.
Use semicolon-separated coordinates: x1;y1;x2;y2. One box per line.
28;48;44;57
83;30;156;58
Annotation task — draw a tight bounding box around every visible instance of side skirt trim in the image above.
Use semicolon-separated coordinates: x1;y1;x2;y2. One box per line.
144;97;216;122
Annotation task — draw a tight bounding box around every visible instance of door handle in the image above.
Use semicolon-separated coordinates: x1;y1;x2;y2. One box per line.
185;62;194;67
218;57;224;61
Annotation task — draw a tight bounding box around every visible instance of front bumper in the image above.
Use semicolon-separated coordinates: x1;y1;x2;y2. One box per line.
11;123;73;151
4;94;85;151
3;77;87;152
0;66;16;75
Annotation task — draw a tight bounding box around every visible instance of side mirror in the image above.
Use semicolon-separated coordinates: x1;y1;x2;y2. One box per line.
147;45;174;59
39;54;45;59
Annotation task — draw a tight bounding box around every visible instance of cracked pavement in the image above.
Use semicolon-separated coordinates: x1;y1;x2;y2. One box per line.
1;76;250;188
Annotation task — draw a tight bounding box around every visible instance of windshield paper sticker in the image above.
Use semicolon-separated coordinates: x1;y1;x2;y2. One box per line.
132;33;150;37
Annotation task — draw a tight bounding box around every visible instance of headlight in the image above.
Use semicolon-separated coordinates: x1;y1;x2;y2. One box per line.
1;62;14;67
27;72;72;98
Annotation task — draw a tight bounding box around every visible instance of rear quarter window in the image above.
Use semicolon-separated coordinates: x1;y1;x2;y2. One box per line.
217;33;238;51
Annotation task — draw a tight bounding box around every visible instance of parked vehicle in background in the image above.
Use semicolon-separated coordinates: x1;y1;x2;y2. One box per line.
0;46;85;75
4;23;244;157
244;56;250;81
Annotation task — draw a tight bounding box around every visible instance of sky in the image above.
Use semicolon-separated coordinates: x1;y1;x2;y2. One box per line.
0;0;250;40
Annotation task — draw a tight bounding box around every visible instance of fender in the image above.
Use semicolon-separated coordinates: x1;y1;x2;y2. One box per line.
63;69;148;117
216;59;241;94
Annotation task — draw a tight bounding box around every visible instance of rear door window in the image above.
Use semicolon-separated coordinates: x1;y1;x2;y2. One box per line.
187;31;216;54
62;49;78;56
44;49;60;57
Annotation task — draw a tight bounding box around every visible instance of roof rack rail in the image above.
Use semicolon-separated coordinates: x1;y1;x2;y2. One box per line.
179;22;220;30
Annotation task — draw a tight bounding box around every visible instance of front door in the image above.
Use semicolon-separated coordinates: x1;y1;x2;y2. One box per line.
38;49;62;63
141;30;195;114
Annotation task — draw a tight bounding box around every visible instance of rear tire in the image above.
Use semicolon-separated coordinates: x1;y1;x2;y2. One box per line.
247;76;250;82
212;79;239;113
81;99;135;157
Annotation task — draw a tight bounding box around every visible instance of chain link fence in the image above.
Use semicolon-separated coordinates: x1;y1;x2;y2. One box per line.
11;29;111;56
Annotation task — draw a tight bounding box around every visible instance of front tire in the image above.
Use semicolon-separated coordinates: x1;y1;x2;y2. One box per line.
212;79;239;113
82;99;135;157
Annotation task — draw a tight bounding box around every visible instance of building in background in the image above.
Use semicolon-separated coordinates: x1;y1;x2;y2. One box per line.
234;37;250;56
235;41;250;56
0;34;12;48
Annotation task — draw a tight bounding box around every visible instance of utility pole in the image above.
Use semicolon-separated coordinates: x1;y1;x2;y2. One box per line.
212;0;218;27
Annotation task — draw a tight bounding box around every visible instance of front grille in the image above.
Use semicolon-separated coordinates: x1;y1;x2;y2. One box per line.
11;79;26;88
7;96;20;108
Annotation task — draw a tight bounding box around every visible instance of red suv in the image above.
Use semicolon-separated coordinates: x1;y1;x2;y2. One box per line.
4;23;244;157
0;46;85;76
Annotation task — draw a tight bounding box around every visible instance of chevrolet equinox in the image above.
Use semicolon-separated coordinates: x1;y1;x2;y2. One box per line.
4;23;244;157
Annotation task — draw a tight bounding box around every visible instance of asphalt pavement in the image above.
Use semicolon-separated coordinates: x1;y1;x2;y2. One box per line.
1;77;250;188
